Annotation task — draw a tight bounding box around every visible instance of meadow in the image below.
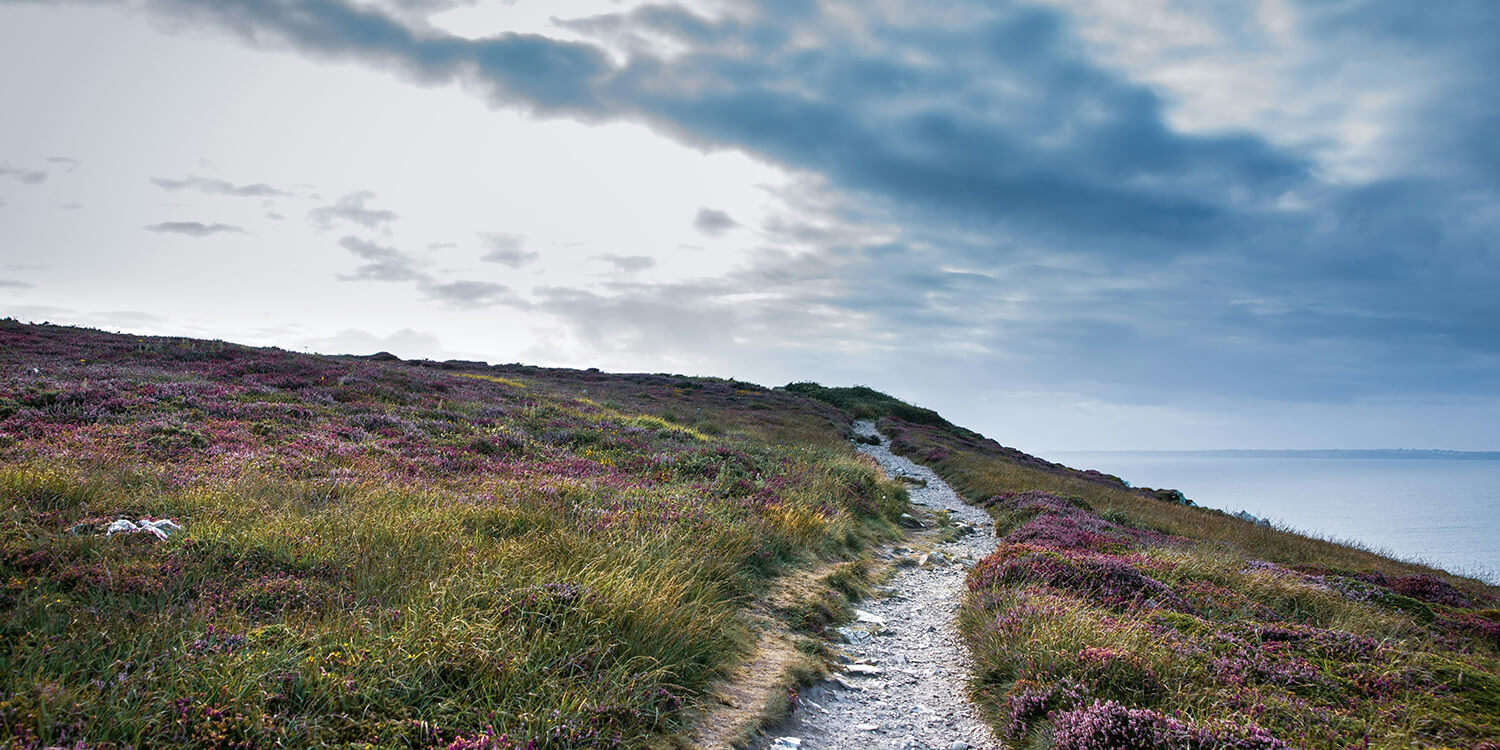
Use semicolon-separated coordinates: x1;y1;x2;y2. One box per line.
866;415;1500;748
0;321;906;748
6;325;1496;749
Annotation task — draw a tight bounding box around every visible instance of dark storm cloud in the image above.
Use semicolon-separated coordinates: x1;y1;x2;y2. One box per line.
1297;0;1500;183
65;0;1500;406
693;208;737;235
151;174;288;197
145;221;247;237
478;232;538;267
309;191;397;230
147;0;614;115
145;0;1306;251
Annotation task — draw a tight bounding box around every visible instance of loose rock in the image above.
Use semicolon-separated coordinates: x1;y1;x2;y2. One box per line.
96;518;185;541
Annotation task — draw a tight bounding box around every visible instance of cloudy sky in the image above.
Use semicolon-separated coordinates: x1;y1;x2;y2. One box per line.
2;0;1497;451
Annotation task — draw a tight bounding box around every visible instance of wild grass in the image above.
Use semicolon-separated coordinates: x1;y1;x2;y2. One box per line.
868;416;1500;748
0;321;907;748
878;417;1491;586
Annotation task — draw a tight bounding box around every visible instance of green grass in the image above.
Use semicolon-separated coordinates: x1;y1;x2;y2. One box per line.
782;382;951;428
8;327;1495;749
869;415;1500;748
0;321;908;749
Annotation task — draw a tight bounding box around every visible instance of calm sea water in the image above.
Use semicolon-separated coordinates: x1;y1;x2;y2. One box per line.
1048;452;1500;583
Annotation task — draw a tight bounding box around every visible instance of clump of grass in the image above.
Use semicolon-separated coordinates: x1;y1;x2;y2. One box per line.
784;382;950;427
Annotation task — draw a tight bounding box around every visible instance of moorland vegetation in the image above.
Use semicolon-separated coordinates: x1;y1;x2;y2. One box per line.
3;322;1495;749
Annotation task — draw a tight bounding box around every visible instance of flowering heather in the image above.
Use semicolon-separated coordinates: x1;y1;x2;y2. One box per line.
897;398;1500;747
0;321;908;748
1049;701;1287;750
991;490;1185;553
968;545;1188;612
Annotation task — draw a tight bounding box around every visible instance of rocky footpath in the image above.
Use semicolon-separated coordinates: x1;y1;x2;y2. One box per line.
758;421;1000;750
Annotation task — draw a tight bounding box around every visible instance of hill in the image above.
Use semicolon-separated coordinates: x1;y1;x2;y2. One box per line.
788;387;1499;747
0;320;907;748
1;321;1496;749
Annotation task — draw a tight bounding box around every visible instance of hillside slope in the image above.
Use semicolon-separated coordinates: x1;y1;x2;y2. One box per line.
0;321;906;748
791;387;1499;748
3;322;1496;749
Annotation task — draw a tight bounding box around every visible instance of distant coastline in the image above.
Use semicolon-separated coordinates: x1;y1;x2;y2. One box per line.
1055;449;1500;461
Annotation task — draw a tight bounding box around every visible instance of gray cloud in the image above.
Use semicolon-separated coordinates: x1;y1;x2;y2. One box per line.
693;207;737;235
45;157;80;173
310;191;398;230
417;279;511;308
123;1;1307;255
151;174;288;197
337;235;515;308
337;235;425;281
595;254;655;273
22;0;1500;416
375;0;475;17
150;0;613;115
145;221;247;237
0;162;47;185
478;232;538;267
0;279;34;290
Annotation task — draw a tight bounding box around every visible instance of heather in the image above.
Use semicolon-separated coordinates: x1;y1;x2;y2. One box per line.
885;422;1500;747
0;322;907;748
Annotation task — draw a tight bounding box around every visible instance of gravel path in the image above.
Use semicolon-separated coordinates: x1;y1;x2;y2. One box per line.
758;421;1001;750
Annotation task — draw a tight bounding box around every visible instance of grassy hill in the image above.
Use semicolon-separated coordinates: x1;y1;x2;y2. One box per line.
789;387;1499;748
2;322;1496;749
0;321;905;748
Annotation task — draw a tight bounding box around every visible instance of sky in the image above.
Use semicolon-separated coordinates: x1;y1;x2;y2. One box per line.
1;0;1498;452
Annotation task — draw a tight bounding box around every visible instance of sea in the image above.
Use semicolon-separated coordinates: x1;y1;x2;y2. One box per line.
1046;451;1500;584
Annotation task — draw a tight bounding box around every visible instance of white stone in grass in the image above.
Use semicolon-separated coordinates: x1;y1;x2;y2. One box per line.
104;517;184;541
772;738;802;749
139;519;183;539
105;519;140;535
854;609;885;625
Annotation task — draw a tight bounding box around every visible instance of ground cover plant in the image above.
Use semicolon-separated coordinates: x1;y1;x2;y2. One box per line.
0;322;908;749
864;413;1500;748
